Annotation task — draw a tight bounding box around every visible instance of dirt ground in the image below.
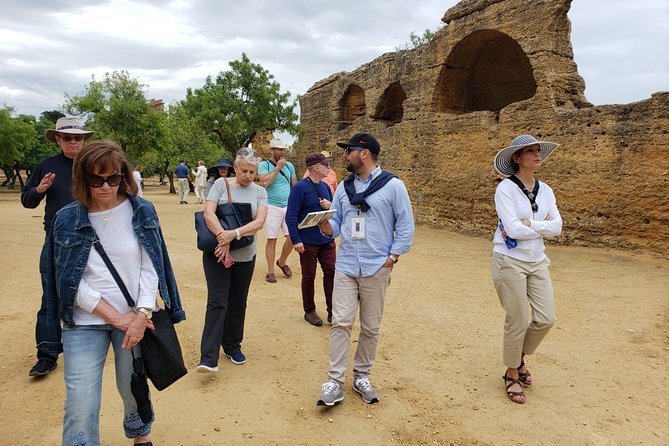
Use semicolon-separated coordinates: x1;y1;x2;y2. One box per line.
1;180;667;446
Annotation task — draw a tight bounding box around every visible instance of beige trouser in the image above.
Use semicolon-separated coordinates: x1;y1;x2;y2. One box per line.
327;267;392;384
492;252;556;368
177;178;189;202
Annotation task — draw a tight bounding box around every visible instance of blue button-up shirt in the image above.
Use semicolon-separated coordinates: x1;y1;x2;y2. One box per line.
329;166;414;277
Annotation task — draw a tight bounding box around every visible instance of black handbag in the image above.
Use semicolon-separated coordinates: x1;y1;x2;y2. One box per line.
92;238;187;391
195;178;254;252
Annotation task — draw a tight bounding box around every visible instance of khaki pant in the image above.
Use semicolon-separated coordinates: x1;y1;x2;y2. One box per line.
327;267;392;384
492;252;556;368
177;178;189;202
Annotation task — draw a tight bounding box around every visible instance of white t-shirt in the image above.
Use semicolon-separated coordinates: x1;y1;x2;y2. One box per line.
493;178;563;262
133;171;143;197
74;199;158;325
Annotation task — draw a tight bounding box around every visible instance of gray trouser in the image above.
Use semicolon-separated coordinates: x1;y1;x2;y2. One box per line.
327;267;392;384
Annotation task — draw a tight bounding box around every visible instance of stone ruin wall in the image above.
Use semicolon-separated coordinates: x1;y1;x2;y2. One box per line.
292;0;669;257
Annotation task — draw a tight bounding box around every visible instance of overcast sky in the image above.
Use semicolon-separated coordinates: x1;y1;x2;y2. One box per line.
1;0;667;121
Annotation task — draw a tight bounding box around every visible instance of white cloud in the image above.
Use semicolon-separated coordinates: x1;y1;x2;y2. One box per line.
0;0;666;117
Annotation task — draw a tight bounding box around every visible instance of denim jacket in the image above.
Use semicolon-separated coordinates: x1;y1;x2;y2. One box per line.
44;194;186;353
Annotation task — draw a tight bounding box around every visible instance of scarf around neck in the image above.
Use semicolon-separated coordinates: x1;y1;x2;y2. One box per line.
343;170;397;212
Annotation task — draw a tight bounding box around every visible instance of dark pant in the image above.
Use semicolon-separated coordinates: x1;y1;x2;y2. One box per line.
299;241;336;316
38;237;60;362
199;253;256;366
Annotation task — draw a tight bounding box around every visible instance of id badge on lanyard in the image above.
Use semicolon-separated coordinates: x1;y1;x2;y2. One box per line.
351;215;365;239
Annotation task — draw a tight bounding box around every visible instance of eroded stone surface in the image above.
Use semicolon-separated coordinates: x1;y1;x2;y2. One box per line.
293;0;669;255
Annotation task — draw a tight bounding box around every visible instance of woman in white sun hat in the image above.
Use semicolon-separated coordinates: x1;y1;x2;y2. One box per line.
491;134;563;404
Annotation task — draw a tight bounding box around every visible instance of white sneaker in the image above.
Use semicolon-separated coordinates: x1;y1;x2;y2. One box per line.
196;364;219;373
316;380;344;406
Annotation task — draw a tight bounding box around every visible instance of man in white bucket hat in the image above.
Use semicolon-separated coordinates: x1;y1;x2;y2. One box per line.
21;116;94;377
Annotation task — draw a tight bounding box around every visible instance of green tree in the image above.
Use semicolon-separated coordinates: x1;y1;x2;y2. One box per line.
181;53;301;151
0;107;37;188
395;28;438;51
63;71;168;163
19;111;64;175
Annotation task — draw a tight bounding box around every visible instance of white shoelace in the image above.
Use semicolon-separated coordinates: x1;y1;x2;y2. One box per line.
355;377;373;391
322;381;340;394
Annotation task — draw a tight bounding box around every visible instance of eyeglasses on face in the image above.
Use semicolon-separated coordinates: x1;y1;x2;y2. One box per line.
58;133;85;142
85;174;124;188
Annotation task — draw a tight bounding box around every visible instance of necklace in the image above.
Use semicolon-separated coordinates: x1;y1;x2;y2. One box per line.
102;215;111;229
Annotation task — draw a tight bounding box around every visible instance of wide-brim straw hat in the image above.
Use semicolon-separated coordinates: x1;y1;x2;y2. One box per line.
44;116;94;143
494;134;559;176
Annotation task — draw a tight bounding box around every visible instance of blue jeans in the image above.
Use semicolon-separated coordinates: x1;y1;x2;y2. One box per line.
62;325;152;446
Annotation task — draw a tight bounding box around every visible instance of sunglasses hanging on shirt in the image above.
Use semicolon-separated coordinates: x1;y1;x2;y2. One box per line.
508;175;539;213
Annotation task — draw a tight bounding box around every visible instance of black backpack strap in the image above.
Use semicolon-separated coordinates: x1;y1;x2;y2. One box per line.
266;159;291;185
306;177;324;200
93;237;136;308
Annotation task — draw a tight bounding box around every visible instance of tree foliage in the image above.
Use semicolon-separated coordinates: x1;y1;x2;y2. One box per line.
63;71;168;163
0;107;36;167
395;28;438;51
181;53;301;151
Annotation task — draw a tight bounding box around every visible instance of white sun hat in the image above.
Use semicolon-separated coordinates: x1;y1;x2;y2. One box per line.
494;134;559;176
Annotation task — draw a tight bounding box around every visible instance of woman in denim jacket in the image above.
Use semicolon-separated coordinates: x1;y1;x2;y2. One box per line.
45;140;185;446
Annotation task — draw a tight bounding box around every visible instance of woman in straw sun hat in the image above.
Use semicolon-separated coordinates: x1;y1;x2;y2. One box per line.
491;134;563;404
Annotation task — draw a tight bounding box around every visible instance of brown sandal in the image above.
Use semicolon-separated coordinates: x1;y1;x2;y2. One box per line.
518;360;533;386
503;373;525;404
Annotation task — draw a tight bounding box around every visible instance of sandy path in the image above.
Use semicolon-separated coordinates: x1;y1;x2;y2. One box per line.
0;181;666;445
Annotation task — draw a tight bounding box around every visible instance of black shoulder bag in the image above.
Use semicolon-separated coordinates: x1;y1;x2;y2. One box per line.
194;178;254;252
92;237;187;391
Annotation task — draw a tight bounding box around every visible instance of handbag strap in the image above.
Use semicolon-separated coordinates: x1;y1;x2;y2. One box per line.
223;178;233;203
92;237;136;309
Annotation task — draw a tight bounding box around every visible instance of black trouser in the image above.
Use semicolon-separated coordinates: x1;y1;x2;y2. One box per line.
37;236;60;362
199;253;255;366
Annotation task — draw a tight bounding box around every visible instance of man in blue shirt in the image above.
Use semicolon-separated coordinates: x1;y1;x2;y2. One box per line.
21;116;94;377
175;160;190;204
316;133;414;407
286;153;335;327
258;138;297;283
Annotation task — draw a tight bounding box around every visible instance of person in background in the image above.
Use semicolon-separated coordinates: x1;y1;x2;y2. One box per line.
258;138;297;283
45;140;185;445
205;158;233;196
197;148;267;372
492;134;562;404
193;160;208;204
316;133;414;407
175;160;190;204
286;152;335;327
302;150;337;195
133;164;144;198
21;116;94;377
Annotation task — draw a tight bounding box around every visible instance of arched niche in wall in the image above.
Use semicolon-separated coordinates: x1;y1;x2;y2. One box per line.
339;84;366;128
372;82;407;127
434;29;537;114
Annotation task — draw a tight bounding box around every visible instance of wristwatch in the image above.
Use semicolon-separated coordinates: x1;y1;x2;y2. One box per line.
137;307;153;320
234;228;242;240
389;254;399;264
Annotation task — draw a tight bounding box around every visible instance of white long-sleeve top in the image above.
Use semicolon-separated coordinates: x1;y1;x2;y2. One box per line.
193;165;208;187
493;178;562;262
74;199;159;325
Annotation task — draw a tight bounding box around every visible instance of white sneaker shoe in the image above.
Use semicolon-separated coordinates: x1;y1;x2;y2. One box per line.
196;364;219;373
